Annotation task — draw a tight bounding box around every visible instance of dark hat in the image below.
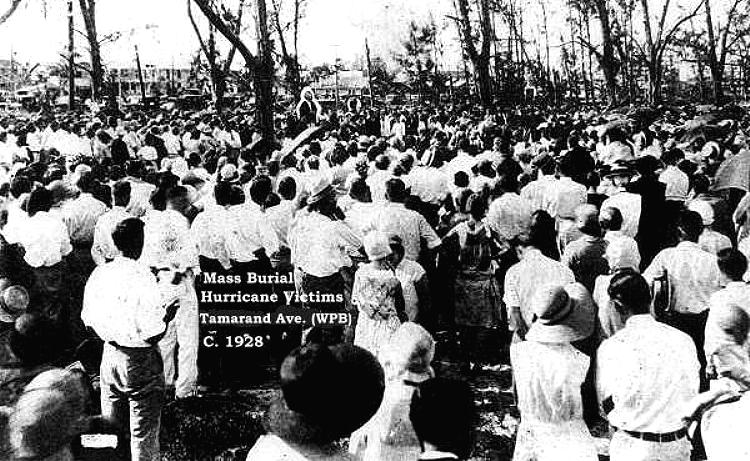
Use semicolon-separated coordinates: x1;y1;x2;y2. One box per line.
267;343;384;444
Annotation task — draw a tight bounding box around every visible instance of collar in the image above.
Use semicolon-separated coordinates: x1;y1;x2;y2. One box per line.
420;451;459;460
724;281;748;290
676;241;701;251
625;314;654;328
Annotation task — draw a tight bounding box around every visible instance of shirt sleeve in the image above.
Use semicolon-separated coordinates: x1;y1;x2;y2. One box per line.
58;219;72;257
418;215;441;249
257;218;281;256
642;250;665;281
503;267;520;309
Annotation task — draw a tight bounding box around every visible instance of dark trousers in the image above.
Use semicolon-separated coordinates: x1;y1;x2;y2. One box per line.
299;271;347;345
665;310;709;391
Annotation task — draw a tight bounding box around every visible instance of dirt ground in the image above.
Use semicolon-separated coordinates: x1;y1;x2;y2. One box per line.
159;334;611;461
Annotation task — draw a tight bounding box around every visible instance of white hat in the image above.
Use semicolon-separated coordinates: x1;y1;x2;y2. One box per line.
363;231;392;261
307;175;334;204
688;200;715;226
605;238;641;271
219;163;239;183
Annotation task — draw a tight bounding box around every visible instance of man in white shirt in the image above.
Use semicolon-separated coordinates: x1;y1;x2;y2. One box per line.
504;234;575;342
92;181;133;265
82;218;179;461
704;249;750;362
228;176;280;272
597;271;698;461
601;164;642;239
365;178;441;262
643;210;722;389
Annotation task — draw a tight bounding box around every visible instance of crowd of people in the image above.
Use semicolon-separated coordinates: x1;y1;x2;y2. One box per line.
0;99;748;460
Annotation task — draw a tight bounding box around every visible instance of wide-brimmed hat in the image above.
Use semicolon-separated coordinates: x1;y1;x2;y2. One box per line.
267;343;384;444
526;283;595;343
602;160;636;178
363;231;392;261
688;200;714;226
307;176;334;204
0;278;29;323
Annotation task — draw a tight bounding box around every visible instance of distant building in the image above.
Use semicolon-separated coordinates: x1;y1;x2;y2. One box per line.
109;64;193;97
311;69;371;104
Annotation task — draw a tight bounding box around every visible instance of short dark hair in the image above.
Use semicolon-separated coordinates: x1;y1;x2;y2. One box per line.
112;180;131;207
410;378;475;458
249;175;273;206
678;210;704;242
277;176;297;201
385;178;407;203
112;218;145;258
454;171;469;188
599;207;623;232
26;187;52;216
214;182;233;207
717;248;748;282
10;176;31;199
607;270;651;315
692;174;710;195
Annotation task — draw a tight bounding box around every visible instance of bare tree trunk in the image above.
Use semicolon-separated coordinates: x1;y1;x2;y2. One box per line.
0;0;23;27
704;0;723;103
256;0;275;141
79;0;103;101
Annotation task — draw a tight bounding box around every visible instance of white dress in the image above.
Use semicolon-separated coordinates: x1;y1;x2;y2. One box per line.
511;341;598;461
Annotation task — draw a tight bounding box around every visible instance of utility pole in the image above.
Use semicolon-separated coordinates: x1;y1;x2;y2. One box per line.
365;39;375;108
135;45;146;103
335;57;341;113
68;0;75;111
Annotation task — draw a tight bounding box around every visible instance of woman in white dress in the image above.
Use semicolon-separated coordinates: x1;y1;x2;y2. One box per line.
349;322;435;461
511;283;599;461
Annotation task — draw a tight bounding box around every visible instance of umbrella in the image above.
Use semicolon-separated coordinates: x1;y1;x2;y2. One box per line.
680;124;723;144
714;150;750;192
278;125;324;158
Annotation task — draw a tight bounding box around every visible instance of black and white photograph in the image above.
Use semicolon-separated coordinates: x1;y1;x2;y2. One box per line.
0;0;748;459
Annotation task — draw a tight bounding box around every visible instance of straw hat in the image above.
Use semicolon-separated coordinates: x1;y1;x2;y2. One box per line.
306;176;334;205
0;278;29;323
526;283;595;343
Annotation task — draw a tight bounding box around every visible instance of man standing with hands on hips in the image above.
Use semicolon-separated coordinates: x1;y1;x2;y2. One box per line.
82;218;180;461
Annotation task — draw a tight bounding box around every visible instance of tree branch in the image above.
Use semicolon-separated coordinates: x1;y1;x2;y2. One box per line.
190;0;257;69
0;0;23;27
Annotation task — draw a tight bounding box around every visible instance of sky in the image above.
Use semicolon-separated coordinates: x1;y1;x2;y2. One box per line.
0;0;459;68
0;0;712;72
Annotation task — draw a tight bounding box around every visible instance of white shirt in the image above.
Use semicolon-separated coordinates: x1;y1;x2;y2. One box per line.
597;315;699;433
81;256;166;348
190;204;234;270
16;211;72;268
407;167;449;205
266;200;297;247
520;175;558;215
601;191;642;238
227;202;280;262
364;203;441;261
643;241;722;314
698;229;732;255
551;177;588;220
140;209;199;272
503;248;575;329
61;193;108;245
659;166;690;202
704;282;750;359
487;193;533;242
288;211;361;277
91;206;131;266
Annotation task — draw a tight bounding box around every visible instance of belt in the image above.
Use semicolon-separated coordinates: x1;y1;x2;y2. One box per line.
616;426;688;443
106;341;154;351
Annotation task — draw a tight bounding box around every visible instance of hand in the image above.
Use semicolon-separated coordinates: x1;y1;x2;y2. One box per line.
163;299;180;323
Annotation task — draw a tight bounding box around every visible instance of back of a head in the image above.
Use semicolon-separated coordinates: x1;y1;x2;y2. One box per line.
11;314;62;367
717;248;748;282
677;209;704;242
607;270;651;315
576;204;601;236
385;178;407;203
277;176;297;201
599;206;623;232
249;175;272;206
112;180;131;208
382;322;435;377
692;174;710;195
112;217;144;258
214;181;233;207
410;377;475;459
26;187;52;216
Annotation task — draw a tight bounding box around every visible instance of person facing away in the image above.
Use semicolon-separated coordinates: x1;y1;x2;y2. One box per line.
81;218;180;461
596;271;699;461
410;377;476;461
